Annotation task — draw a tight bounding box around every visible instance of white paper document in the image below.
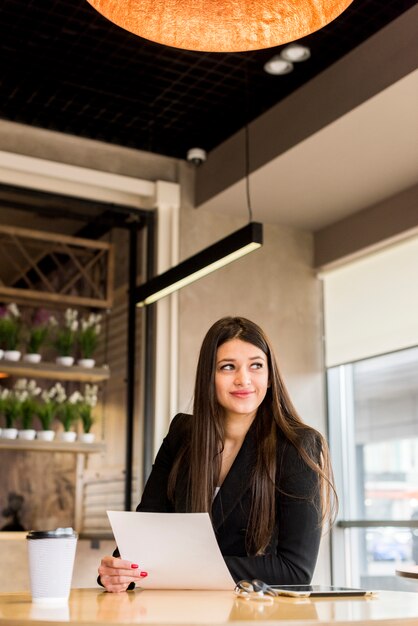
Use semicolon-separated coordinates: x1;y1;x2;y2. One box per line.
107;510;235;590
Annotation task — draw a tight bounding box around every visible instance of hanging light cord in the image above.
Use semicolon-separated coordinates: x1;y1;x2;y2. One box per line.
244;58;253;223
245;121;253;223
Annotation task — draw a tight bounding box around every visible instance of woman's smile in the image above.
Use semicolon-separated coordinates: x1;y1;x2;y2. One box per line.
230;390;254;398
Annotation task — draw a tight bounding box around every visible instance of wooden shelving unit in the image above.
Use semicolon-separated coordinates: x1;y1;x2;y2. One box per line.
0;359;110;382
0;224;114;309
0;360;109;532
0;438;106;533
0;439;105;453
0;223;115;535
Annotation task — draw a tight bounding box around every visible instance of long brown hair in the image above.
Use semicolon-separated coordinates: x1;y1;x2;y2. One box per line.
169;316;337;554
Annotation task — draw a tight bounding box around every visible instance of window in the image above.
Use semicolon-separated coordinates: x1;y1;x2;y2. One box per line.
328;346;418;590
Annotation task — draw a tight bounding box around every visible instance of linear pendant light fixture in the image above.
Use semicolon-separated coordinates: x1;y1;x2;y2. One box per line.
136;222;263;307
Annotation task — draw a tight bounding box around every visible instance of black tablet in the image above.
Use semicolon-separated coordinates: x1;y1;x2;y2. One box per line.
271;585;377;598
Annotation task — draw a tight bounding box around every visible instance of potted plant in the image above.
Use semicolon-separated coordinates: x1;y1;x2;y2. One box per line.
15;379;42;440
36;382;65;441
0;303;22;361
53;308;79;366
0;390;3;437
77;313;102;367
78;384;98;443
24;309;57;364
18;396;37;440
0;313;4;360
0;388;11;437
1;388;19;439
57;390;83;441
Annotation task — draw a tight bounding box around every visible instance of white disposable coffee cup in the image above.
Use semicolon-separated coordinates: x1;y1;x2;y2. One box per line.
26;527;78;604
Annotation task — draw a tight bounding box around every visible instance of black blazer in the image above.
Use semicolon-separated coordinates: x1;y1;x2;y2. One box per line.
135;413;322;585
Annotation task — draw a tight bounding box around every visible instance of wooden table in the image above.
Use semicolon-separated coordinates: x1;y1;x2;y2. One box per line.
1;588;418;626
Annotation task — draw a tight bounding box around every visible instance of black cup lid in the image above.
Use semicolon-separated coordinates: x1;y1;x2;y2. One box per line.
27;527;77;539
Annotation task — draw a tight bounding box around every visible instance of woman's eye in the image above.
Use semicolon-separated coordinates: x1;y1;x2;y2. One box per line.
251;362;264;369
220;363;234;371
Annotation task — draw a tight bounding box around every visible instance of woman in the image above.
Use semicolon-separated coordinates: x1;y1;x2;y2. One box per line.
98;316;337;592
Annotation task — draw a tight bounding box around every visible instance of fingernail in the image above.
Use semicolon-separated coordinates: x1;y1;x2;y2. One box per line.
131;563;139;569
140;571;148;577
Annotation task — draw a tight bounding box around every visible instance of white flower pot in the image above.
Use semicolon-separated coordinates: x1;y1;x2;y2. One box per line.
23;353;42;364
57;431;77;442
18;429;36;440
4;350;21;361
36;430;55;441
2;428;18;439
56;356;74;367
77;358;95;368
78;432;95;443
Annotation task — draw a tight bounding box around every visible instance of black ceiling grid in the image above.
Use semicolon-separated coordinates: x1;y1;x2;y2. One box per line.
0;1;414;159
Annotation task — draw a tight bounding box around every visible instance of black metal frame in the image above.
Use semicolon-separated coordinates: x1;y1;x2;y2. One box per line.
124;215;156;510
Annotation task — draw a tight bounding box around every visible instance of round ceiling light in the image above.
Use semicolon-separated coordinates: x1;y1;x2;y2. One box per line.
86;1;354;53
280;43;311;62
264;56;294;75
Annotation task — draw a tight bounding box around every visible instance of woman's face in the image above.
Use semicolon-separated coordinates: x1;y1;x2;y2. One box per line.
215;338;269;422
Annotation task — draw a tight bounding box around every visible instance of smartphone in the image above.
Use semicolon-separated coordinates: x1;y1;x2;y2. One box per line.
271;585;377;598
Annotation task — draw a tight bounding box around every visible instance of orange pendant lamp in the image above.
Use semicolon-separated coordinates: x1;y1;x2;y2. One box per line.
86;1;354;52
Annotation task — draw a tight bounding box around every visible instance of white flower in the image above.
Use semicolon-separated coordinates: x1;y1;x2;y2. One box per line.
64;308;79;327
49;316;58;327
68;391;83;405
84;384;98;407
14;378;28;391
27;380;42;397
70;320;79;332
12;378;41;398
80;313;102;332
7;303;20;318
15;389;29;402
41;389;50;403
50;382;67;404
88;313;101;325
0;388;10;400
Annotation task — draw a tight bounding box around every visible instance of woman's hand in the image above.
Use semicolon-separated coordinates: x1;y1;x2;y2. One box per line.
98;555;148;593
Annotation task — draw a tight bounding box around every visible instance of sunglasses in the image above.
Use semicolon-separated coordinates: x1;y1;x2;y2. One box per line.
234;579;278;599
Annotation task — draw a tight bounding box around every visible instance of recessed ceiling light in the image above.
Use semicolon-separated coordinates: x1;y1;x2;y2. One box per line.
263;56;293;75
280;44;311;62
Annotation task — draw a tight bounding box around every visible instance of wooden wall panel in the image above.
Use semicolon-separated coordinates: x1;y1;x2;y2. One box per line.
0;451;76;531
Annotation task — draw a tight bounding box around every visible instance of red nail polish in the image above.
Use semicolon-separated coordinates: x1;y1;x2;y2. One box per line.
140;571;148;577
131;563;139;569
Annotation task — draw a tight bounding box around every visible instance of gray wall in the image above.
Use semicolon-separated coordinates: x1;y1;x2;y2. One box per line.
177;163;325;434
177;164;330;582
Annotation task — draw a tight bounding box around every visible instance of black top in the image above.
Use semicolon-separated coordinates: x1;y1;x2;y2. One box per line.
129;413;322;585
